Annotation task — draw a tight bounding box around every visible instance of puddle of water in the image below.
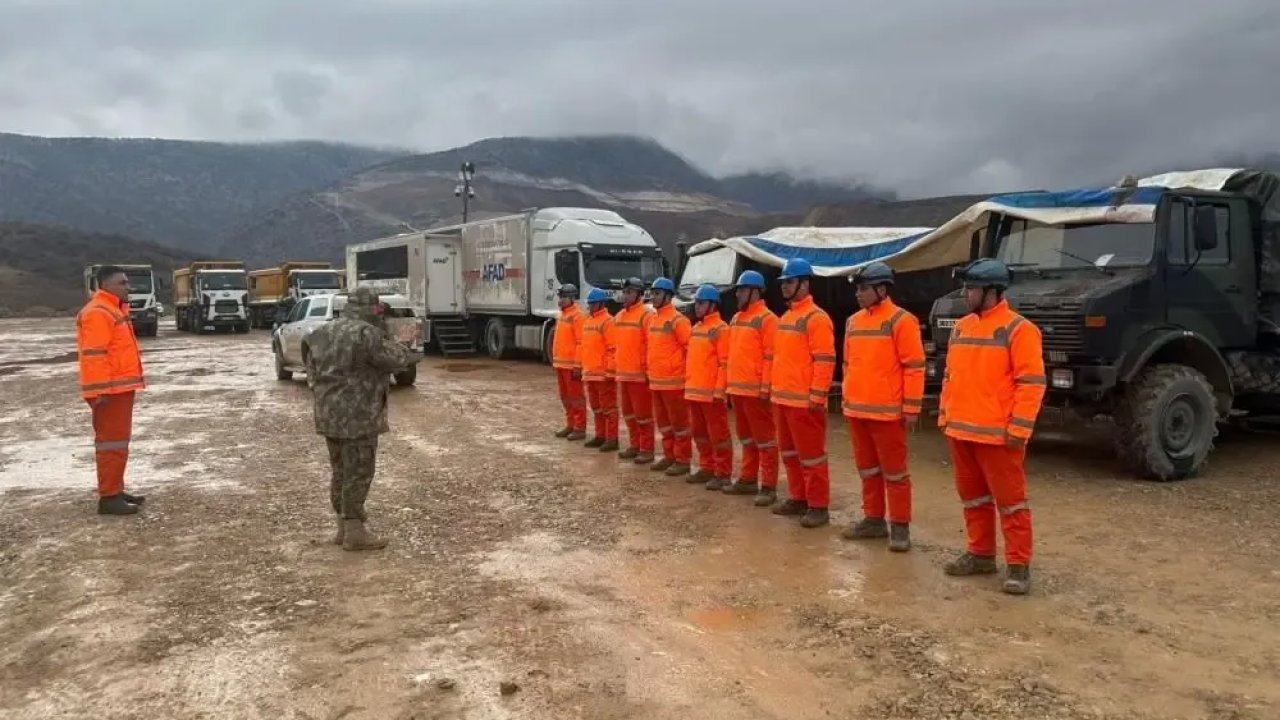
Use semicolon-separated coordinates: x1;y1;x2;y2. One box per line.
0;351;77;368
688;606;769;633
442;363;485;373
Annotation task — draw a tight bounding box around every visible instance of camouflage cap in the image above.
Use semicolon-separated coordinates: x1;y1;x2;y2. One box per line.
347;287;380;308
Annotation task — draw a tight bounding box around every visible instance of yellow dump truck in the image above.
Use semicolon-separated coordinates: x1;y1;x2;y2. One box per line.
173;261;250;333
247;261;344;328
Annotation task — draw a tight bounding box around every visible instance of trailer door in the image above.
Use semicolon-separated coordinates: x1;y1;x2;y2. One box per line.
426;240;462;314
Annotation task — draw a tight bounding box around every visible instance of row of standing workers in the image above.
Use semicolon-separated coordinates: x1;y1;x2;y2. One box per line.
551;257;1047;595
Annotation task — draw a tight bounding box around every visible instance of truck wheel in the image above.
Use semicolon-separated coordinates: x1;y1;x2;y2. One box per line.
1113;364;1217;481
541;324;554;365
274;346;292;381
393;365;418;387
176;312;186;332
236;322;250;334
484;318;512;360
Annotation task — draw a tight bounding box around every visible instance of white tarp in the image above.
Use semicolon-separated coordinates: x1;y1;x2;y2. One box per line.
686;168;1250;277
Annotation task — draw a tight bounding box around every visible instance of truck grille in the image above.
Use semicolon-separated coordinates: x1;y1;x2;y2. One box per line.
129;299;146;309
1016;300;1084;355
214;300;240;314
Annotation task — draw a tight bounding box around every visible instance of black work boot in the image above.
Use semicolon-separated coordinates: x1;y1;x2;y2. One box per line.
121;491;146;505
944;552;999;576
633;451;655;465
771;498;808;516
1002;564;1032;595
584;436;605;448
664;462;690;478
691;468;714;483
651;457;673;472
753;487;778;507
554;426;572;439
599;439;619;452
97;495;138;516
841;517;889;540
800;508;829;528
566;430;587;441
888;523;912;553
705;477;729;491
618;446;639;460
721;479;756;495
342;519;388;551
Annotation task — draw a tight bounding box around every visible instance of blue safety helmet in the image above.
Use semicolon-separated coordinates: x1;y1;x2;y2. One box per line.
735;270;766;289
956;258;1012;290
586;287;610;303
651;277;676;294
853;261;894;286
778;258;814;281
693;284;720;303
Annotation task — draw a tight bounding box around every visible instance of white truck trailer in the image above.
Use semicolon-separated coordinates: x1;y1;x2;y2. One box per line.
346;207;666;359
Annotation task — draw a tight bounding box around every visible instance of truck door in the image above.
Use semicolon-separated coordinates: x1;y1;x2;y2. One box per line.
1163;196;1256;347
425;242;460;314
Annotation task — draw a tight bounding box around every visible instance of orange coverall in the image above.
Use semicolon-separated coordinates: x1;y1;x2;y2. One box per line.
647;304;693;464
727;300;779;488
552;303;586;433
685;310;732;478
771;295;836;508
841;299;925;523
938;299;1046;565
614;303;655;454
581;307;619;441
76;289;146;497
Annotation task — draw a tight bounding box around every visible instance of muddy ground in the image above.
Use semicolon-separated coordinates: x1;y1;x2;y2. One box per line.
0;318;1278;720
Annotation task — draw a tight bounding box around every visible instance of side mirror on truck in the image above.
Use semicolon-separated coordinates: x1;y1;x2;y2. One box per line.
1193;206;1220;252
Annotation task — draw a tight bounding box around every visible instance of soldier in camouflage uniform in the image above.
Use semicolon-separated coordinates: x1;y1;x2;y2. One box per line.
305;287;421;551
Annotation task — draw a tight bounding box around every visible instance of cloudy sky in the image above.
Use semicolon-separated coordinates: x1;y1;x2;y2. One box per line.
1;0;1277;196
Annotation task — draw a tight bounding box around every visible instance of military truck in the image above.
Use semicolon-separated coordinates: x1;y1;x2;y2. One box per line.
247;262;343;328
173;261;250;334
926;169;1280;480
83;264;160;337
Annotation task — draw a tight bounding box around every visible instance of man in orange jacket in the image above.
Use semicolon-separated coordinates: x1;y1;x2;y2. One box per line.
580;288;620;452
720;270;780;506
551;284;587;441
77;265;147;515
939;259;1046;595
839;262;925;552
770;258;836;528
614;277;656;464
647;277;693;477
684;284;733;489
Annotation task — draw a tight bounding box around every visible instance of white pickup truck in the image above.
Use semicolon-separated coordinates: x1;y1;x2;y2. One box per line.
272;292;424;386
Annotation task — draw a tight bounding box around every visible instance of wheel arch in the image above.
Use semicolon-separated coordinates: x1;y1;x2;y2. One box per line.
1119;329;1233;416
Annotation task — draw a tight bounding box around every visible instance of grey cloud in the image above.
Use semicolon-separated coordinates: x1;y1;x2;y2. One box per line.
1;0;1278;196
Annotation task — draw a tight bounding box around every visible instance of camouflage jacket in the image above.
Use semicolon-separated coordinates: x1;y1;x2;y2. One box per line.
305;317;418;439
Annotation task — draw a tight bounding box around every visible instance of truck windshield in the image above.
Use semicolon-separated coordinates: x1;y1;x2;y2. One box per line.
996;219;1155;269
678;247;737;294
295;272;342;289
200;272;247;290
125;272;153;294
583;252;665;288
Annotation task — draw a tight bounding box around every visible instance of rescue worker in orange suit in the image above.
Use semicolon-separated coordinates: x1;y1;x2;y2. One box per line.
684;284;733;490
646;277;694;477
839;261;925;552
580;287;620;452
614;277;657;464
939;258;1046;595
551;284;587;441
76;265;147;515
770;258;837;528
720;270;781;507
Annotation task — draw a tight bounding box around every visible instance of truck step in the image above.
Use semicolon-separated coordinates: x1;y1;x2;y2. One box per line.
431;317;477;357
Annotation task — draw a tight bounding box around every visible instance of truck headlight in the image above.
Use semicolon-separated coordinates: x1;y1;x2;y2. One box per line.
926;359;938;378
1051;369;1074;389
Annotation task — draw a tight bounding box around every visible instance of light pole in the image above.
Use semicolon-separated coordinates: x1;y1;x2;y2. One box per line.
454;162;476;223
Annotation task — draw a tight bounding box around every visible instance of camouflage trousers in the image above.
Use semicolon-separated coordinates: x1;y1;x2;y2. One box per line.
326;436;379;520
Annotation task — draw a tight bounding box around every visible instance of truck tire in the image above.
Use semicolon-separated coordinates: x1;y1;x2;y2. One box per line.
393;365;418;387
541;324;554;365
274;345;292;381
236;322;250;334
484;318;513;360
176;311;186;332
1113;364;1217;481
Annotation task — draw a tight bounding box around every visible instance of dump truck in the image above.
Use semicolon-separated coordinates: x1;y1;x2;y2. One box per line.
346;208;667;360
926;168;1280;481
247;262;344;328
83;264;161;337
173;261;250;334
